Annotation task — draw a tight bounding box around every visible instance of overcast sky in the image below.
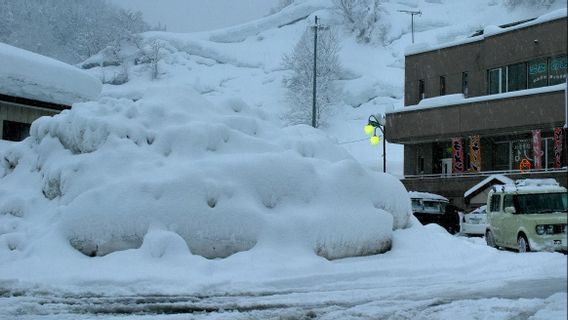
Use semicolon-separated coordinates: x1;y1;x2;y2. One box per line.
111;0;280;33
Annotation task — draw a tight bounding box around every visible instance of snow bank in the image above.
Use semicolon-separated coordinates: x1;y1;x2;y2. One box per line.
0;43;101;105
0;85;411;261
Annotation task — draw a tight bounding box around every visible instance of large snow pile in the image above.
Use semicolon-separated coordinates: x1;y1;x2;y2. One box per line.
0;85;411;261
0;43;101;105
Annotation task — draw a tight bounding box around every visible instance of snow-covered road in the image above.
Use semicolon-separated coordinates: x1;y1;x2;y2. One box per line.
1;226;566;320
1;274;565;319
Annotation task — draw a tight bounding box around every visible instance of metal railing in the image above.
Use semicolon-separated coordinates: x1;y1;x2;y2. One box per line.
403;167;568;180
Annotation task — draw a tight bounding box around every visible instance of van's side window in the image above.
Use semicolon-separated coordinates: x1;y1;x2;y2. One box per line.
489;195;501;212
503;195;513;209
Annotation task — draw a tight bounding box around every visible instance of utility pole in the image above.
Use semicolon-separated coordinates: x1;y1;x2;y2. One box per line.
312;16;318;128
399;9;421;44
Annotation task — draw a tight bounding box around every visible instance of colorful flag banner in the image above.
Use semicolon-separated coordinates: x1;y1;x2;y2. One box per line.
468;135;481;172
553;128;563;169
532;130;542;169
451;137;464;174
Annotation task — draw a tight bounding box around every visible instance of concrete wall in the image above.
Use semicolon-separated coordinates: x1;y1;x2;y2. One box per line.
387;89;565;143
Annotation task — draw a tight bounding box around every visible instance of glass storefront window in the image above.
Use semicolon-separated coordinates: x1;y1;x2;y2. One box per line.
548;55;567;85
494;142;510;171
512;139;533;170
528;58;548;88
507;63;527;91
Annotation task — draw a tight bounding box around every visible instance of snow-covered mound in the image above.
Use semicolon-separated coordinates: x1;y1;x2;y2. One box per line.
0;43;101;105
0;85;411;260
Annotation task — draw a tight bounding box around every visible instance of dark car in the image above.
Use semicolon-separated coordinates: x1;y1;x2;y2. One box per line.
410;192;461;234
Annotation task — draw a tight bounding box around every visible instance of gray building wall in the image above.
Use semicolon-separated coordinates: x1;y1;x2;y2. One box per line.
404;17;567;106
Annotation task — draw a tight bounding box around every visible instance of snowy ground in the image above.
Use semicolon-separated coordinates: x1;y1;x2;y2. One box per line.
1;224;566;319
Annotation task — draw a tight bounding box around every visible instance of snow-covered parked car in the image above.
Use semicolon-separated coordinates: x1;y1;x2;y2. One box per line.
410;192;461;234
461;205;487;236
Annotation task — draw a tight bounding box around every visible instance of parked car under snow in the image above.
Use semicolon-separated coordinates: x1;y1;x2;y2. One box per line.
461;205;487;236
410;192;461;234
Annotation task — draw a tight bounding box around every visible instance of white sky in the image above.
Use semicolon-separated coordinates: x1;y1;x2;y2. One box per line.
110;0;281;32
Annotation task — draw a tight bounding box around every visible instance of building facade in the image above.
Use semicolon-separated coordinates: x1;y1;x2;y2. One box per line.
386;13;567;209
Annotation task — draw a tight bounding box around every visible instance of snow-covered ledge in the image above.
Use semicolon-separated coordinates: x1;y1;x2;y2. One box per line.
387;83;566;114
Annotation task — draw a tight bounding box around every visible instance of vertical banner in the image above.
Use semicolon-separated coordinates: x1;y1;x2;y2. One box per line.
553;128;563;169
532;130;542;169
451;137;464;174
468;135;481;172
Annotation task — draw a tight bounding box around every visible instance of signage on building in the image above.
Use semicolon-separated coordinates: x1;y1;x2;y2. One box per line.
553;128;563;169
532;130;542;169
468;135;481;172
451;137;464;173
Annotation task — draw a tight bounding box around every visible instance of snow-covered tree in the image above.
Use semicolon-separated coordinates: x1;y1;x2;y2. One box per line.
333;0;389;44
282;27;341;128
0;0;150;64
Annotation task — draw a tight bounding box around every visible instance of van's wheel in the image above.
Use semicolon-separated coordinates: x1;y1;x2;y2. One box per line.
485;230;496;248
517;235;530;253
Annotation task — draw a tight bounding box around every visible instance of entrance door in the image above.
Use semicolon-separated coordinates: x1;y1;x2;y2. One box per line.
441;158;452;176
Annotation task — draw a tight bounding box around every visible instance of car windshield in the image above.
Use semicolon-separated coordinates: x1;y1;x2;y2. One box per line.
514;192;568;214
422;200;446;214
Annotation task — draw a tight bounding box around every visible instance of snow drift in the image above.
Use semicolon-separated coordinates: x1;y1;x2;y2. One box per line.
0;85;411;260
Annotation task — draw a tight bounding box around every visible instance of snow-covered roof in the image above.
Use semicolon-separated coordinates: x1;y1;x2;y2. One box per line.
409;191;448;202
405;8;567;56
0;42;101;106
387;83;566;114
492;178;566;193
464;174;514;199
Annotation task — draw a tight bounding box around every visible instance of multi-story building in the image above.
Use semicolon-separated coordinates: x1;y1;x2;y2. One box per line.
386;10;567;209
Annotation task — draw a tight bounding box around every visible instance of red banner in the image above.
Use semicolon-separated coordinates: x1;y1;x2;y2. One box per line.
553;128;563;169
532;130;542;169
468;135;481;172
452;137;464;174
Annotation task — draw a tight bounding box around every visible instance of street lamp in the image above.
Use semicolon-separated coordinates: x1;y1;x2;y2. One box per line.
364;114;387;173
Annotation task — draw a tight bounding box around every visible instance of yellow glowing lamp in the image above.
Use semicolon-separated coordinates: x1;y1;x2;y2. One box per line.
370;135;380;145
364;124;375;136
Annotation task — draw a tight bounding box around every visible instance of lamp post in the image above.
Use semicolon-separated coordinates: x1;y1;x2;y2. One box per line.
365;114;387;173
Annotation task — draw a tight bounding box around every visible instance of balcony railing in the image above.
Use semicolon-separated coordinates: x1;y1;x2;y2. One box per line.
403;167;567;180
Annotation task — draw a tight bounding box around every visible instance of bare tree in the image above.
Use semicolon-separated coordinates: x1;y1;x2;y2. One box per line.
333;0;388;44
282;27;341;128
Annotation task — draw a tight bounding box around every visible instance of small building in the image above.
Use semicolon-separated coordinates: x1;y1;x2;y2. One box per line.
0;43;101;142
385;10;567;209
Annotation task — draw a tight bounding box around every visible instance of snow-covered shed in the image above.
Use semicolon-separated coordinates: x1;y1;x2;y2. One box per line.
0;43;101;141
463;175;514;208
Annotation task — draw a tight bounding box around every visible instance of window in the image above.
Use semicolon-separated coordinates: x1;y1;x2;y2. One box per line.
418;79;425;101
488;67;506;94
548;55;567;85
507;63;527;92
494;142;511;171
439;76;446;96
418;156;425;174
489;195;501;212
503;195;514;210
2;121;30;142
528;58;548;88
462;72;469;97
